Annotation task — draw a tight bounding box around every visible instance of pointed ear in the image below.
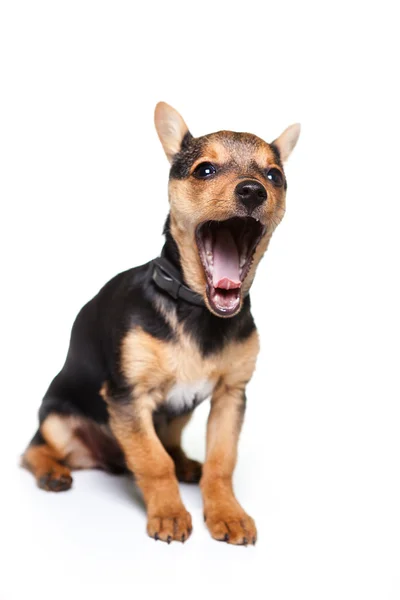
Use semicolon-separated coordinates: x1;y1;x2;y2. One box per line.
272;123;301;162
154;102;191;162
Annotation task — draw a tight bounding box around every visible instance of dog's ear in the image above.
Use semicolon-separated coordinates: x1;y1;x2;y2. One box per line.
154;102;191;162
272;123;301;162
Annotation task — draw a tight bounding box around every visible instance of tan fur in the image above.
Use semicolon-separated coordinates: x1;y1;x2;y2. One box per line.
102;325;259;542
22;438;73;492
201;384;257;544
120;325;259;400
106;397;192;542
167;133;287;309
23;413;125;480
42;414;100;469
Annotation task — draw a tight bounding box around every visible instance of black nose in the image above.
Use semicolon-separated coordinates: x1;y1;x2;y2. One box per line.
235;180;267;212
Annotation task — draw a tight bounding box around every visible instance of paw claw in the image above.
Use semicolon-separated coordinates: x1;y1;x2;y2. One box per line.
147;509;192;544
205;512;257;546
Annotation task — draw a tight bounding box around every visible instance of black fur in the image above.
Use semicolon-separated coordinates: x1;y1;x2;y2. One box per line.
169;135;205;179
269;142;282;164
267;144;287;190
29;429;46;446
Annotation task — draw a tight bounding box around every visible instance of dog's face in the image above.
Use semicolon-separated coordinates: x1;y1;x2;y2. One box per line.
155;102;300;317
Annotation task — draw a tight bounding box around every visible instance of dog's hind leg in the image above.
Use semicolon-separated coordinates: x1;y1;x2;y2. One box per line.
22;413;102;491
22;425;73;492
157;413;202;483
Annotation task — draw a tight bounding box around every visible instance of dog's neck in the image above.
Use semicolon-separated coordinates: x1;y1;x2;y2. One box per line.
161;214;184;275
156;216;255;356
157;214;205;305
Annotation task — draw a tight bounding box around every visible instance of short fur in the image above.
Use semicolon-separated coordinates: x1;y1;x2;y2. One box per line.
22;102;300;545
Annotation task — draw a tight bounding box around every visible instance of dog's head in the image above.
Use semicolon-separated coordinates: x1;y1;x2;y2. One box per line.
155;102;300;317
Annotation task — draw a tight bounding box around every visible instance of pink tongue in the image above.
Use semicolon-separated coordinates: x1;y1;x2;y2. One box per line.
212;229;241;289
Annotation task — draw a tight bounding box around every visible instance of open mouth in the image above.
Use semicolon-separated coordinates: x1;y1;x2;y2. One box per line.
196;217;266;316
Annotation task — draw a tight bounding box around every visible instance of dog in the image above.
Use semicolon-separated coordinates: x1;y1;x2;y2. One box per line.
22;103;300;545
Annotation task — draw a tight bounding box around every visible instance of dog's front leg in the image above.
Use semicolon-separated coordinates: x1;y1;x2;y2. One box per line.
108;394;192;543
201;386;257;545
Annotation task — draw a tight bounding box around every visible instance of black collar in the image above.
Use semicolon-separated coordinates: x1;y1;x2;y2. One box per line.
152;256;205;307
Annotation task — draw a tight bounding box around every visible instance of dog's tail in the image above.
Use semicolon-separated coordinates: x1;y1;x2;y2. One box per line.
21;429;73;492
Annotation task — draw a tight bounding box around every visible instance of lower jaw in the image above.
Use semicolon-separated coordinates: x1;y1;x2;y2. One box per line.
206;286;242;317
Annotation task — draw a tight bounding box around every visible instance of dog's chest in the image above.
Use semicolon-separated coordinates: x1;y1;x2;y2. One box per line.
166;379;215;413
122;325;259;413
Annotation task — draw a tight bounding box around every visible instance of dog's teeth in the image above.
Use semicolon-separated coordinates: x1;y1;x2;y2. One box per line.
240;245;248;267
204;235;213;267
204;236;212;252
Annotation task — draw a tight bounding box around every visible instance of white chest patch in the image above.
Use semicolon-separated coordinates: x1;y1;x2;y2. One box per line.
166;379;215;413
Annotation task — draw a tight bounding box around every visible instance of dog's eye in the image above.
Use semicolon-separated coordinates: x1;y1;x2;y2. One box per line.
266;168;284;187
193;162;217;179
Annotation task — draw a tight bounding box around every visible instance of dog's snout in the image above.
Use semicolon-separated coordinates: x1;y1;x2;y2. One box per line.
235;180;267;213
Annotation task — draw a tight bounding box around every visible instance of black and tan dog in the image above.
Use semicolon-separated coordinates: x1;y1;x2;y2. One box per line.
22;103;300;545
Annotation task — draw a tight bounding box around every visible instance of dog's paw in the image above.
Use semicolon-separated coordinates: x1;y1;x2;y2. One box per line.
37;469;73;492
147;508;192;543
205;512;257;545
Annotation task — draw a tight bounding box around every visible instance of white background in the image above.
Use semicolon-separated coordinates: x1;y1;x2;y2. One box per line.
1;1;399;599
